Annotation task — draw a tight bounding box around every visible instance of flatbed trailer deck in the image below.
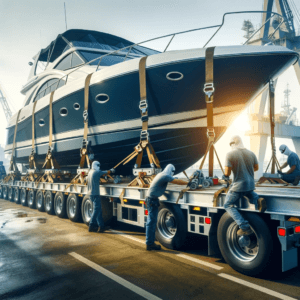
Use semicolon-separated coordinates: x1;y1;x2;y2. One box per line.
1;178;300;277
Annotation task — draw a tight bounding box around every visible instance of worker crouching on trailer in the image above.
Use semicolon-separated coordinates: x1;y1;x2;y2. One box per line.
223;136;267;236
145;164;177;251
278;144;300;185
88;161;115;233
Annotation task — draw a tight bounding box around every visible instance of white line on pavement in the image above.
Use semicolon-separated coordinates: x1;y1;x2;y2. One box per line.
69;252;162;300
109;229;223;271
218;273;297;300
175;254;223;270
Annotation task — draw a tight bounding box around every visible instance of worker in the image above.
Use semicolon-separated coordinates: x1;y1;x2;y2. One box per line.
145;164;177;251
278;144;300;185
88;161;114;233
223;135;267;236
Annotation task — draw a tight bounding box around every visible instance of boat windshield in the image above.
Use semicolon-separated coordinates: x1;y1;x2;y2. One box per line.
78;50;132;66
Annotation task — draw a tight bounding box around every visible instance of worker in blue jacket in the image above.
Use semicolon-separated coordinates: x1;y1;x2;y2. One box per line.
145;164;177;251
278;144;300;185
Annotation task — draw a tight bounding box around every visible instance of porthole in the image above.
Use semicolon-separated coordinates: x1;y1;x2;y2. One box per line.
73;103;80;110
166;71;184;81
59;107;68;117
95;93;109;104
39;119;45;127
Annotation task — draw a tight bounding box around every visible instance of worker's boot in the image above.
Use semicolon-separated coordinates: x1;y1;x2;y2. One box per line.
292;176;300;186
257;197;267;213
88;225;98;233
146;243;161;251
97;226;110;233
237;227;253;236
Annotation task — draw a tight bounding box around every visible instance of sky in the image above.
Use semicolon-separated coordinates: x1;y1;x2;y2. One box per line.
0;0;300;167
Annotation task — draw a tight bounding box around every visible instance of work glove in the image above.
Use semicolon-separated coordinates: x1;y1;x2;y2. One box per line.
222;175;230;181
110;168;115;174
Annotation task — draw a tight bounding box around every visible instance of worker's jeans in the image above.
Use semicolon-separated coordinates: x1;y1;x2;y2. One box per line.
145;197;160;245
224;190;259;230
282;172;300;183
89;195;104;228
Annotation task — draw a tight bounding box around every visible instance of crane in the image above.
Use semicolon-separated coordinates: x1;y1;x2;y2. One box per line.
0;83;13;122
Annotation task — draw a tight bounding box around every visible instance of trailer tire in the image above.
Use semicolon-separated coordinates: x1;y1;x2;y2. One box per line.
0;185;3;199
155;203;187;250
27;189;36;209
81;195;114;226
8;186;14;202
2;185;8;200
54;192;67;218
67;193;81;222
14;187;20;204
36;190;45;212
20;188;27;206
217;212;273;277
44;191;55;215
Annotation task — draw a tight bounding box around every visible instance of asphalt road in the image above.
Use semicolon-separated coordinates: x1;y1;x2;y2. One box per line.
0;198;299;300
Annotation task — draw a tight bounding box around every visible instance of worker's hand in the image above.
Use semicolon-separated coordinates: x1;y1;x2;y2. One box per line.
277;170;283;175
222;175;230;181
110;168;115;174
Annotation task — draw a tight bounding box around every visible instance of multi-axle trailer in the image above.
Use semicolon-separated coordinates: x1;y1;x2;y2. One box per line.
1;178;299;277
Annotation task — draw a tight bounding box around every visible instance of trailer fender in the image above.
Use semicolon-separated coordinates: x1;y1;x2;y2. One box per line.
217;212;274;277
155;202;187;250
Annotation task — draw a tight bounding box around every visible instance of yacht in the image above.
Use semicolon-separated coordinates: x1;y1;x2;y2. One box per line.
4;29;299;174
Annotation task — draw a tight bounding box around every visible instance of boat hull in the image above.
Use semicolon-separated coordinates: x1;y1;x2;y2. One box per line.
5;46;299;174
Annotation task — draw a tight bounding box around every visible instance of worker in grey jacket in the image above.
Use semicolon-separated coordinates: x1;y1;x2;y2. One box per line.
88;161;114;233
145;164;177;250
223;136;267;236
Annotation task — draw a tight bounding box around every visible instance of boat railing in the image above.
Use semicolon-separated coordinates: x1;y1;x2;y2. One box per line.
35;10;286;101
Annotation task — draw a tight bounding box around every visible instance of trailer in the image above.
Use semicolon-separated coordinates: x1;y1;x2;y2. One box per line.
1;177;300;277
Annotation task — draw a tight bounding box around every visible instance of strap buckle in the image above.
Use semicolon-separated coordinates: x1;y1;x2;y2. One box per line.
139;100;148;114
203;83;215;103
207;128;215;138
140;130;149;141
83;110;88;122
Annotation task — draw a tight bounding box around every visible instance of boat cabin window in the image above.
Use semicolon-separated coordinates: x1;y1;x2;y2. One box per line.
34;78;64;102
78;50;132;66
55;52;84;71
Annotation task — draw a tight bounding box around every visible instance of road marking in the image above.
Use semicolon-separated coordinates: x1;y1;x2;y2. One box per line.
218;273;297;300
109;229;145;244
109;229;223;270
69;252;162;300
175;253;223;270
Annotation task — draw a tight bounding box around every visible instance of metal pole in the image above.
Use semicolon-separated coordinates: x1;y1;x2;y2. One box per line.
64;2;68;31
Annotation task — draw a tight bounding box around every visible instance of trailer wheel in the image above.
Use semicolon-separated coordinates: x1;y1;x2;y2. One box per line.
8;186;14;202
20;188;27;206
36;190;45;212
81;195;114;226
54;192;67;218
14;187;20;204
44;191;55;215
27;189;36;209
217;212;273;276
67;193;81;222
155;203;187;250
0;185;3;198
2;186;8;200
82;195;93;225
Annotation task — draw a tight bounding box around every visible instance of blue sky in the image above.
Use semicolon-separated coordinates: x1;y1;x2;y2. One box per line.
0;0;300;164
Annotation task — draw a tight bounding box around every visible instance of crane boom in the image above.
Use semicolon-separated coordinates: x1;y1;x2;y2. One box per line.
0;84;13;122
